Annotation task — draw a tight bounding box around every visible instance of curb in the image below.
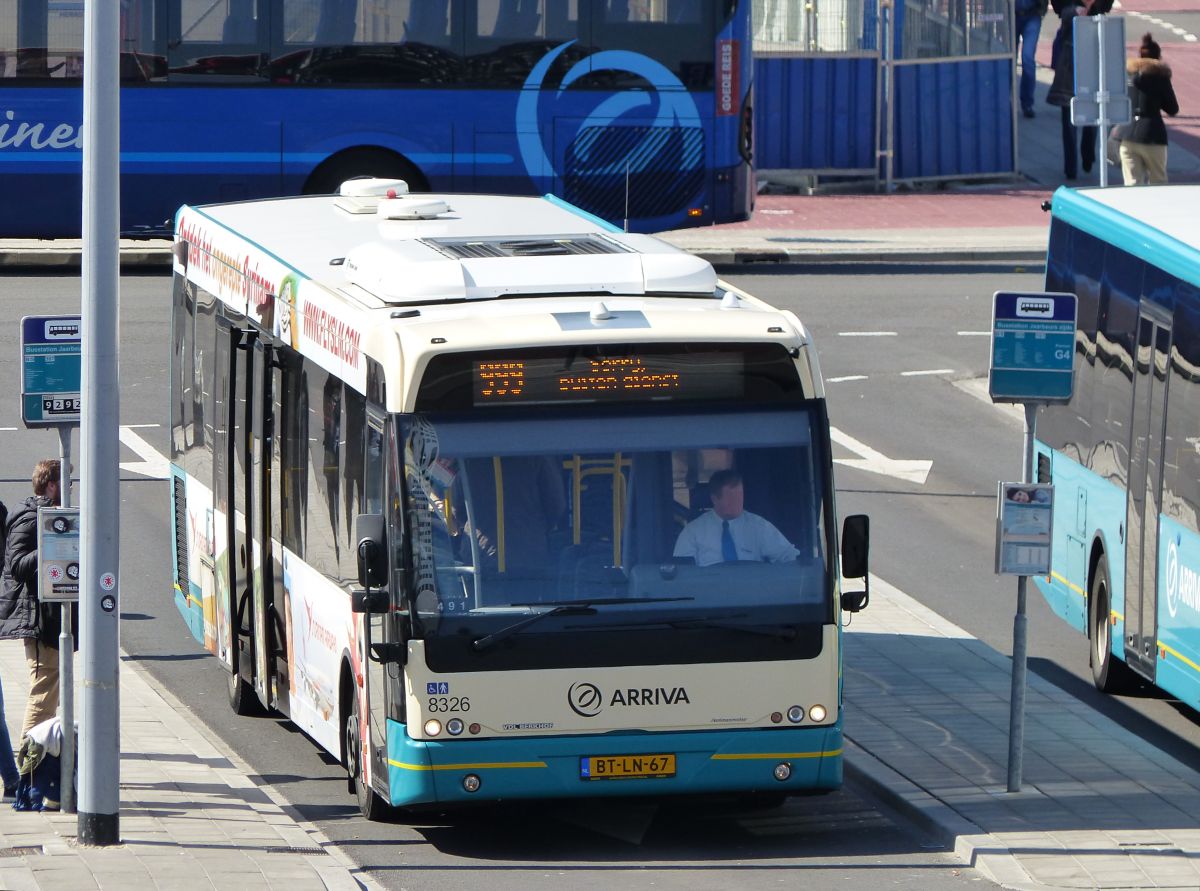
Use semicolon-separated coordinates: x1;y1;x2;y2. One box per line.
119;652;386;891
691;248;1047;267
844;737;1037;890
0;247;172;270
0;245;1047;270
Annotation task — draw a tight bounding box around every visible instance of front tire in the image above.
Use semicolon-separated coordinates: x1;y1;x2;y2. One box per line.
1090;554;1135;693
345;692;393;821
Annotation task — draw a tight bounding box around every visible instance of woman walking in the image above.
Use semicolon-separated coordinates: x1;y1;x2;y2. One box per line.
1120;33;1180;185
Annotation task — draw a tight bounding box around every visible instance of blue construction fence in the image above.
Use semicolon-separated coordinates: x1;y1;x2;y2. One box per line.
753;0;1015;180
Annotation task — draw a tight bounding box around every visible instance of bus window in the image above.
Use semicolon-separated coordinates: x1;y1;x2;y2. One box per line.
172;0;265;78
473;0;579;42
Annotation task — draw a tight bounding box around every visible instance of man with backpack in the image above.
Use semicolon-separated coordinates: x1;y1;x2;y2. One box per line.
0;459;69;740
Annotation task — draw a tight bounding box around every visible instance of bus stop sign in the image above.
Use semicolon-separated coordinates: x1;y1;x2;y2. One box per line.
21;315;81;426
989;292;1077;404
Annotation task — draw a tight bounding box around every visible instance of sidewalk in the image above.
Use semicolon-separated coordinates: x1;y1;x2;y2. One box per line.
847;577;1200;890
0;643;376;891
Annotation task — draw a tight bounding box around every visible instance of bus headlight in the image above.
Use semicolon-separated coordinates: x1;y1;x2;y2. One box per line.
446;718;464;736
424;719;442;737
808;704;828;723
786;705;804;724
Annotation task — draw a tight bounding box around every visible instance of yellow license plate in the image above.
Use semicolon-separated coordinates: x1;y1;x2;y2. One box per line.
580;753;676;780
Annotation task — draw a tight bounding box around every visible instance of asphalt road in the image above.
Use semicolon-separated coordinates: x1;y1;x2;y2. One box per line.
723;263;1200;777
0;271;988;891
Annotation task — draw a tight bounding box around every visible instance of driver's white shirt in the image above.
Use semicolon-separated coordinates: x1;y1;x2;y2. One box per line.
673;510;799;568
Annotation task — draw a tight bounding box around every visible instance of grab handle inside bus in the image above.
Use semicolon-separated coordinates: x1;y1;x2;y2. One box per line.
840;514;870;613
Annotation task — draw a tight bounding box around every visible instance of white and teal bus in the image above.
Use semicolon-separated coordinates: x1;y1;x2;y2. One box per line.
168;180;869;819
1035;185;1200;702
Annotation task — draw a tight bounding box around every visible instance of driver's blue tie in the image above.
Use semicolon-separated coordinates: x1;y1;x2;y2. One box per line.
722;520;738;562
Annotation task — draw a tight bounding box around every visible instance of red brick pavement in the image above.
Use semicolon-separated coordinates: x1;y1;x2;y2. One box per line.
725;189;1052;231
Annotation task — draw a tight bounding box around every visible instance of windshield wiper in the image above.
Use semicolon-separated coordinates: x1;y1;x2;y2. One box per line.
473;597;693;652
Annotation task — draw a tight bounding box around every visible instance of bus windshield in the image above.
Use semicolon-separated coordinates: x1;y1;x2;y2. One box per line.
401;405;833;664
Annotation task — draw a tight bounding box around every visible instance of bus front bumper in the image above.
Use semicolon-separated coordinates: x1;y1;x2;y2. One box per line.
386;722;843;806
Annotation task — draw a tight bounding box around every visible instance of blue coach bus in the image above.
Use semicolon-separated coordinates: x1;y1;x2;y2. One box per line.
0;0;754;236
1035;185;1200;703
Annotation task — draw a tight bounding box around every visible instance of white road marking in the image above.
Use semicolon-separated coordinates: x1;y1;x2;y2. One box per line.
838;331;896;337
1124;9;1197;41
123;423;161;429
900;369;954;377
830;427;932;485
957;331;990;336
119;426;170;479
827;375;869;383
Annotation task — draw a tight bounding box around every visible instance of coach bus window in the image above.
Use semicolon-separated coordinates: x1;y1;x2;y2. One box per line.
171;0;264;79
272;0;458;85
589;0;716;87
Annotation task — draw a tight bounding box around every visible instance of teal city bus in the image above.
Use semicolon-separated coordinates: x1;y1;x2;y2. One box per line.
1035;185;1200;702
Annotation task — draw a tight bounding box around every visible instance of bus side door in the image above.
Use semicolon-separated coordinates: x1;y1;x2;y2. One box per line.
1124;303;1172;679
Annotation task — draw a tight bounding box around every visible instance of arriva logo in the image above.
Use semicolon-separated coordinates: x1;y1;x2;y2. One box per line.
1165;535;1200;619
0;111;82;150
567;681;691;717
515;41;701;192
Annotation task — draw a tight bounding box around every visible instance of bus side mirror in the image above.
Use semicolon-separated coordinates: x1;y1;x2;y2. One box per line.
354;513;388;593
840;514;870;613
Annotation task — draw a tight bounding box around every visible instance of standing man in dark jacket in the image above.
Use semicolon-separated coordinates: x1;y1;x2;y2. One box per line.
0;459;65;736
1015;0;1050;117
1119;33;1180;184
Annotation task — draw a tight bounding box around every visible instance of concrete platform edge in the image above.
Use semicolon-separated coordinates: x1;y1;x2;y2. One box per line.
0;244;1047;270
118;650;385;891
843;738;1036;891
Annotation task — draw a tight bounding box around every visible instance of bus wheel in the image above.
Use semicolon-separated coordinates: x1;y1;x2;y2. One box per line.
303;148;427;196
345;693;393;821
226;657;261;716
1089;554;1135;694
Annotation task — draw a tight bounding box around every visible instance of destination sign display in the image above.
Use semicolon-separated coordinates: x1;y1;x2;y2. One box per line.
472;353;743;406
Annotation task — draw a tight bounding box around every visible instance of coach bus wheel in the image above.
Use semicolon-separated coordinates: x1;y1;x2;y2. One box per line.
345;693;393;822
227;657;262;716
1089;555;1135;694
303;148;427;196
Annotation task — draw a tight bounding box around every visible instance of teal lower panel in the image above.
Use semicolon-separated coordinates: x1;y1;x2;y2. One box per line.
175;581;204;644
386;722;843;806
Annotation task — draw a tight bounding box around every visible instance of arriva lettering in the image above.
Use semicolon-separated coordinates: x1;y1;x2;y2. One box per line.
610;687;690;707
0;111;82;150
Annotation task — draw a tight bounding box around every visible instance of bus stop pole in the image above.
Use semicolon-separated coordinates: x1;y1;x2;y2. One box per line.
58;427;74;815
78;0;120;846
1006;402;1038;792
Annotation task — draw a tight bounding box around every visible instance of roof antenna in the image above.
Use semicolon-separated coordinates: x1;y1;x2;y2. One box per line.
623;159;630;233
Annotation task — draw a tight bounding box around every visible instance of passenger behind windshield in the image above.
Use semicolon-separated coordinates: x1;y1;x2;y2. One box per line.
673;469;799;567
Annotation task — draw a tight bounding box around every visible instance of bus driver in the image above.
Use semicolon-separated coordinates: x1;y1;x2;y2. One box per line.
673;469;799;567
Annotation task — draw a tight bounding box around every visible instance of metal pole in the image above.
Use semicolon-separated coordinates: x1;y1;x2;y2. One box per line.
1011;0;1020;177
884;0;895;193
1096;14;1109;187
78;0;120;846
1006;402;1038;792
57;428;74;814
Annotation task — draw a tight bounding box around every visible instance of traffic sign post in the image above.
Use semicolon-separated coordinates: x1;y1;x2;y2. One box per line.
990;291;1077;793
19;314;81;814
1070;14;1131;187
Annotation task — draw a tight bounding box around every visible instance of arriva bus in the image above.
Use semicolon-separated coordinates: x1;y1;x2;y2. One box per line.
1035;185;1200;704
168;179;869;818
0;0;754;237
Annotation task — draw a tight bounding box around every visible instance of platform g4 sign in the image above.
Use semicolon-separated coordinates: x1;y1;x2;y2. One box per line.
21;315;81;426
